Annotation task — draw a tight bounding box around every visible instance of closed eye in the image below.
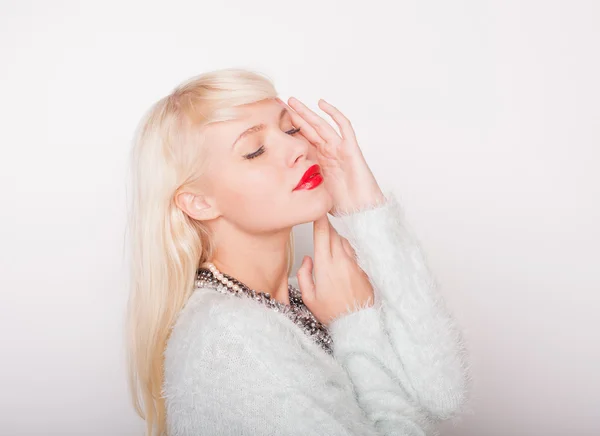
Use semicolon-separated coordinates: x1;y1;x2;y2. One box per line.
285;127;301;135
243;127;302;160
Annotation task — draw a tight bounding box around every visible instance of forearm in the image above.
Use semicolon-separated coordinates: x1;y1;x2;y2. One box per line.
332;189;472;420
328;304;433;436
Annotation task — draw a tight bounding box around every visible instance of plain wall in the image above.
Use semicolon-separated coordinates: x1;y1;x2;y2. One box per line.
1;0;598;435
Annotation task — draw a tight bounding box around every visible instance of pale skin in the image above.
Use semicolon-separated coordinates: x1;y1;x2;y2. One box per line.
176;96;386;326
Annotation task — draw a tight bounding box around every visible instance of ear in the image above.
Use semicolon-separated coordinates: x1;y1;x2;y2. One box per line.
175;190;221;221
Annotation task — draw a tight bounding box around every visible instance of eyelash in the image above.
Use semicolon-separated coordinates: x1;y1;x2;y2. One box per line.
243;127;301;160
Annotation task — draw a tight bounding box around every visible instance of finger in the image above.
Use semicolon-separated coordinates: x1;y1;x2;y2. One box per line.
276;97;326;148
296;256;316;302
341;237;357;258
317;99;357;141
288;97;340;143
287;105;326;147
313;215;332;259
328;220;345;256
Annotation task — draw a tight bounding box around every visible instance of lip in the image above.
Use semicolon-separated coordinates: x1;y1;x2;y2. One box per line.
293;164;322;191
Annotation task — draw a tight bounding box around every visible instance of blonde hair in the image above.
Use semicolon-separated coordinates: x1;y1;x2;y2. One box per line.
124;68;295;436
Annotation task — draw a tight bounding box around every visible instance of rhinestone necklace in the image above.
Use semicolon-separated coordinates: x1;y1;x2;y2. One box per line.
195;262;333;355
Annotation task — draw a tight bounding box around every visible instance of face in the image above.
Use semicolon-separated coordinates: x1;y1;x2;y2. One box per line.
188;98;333;234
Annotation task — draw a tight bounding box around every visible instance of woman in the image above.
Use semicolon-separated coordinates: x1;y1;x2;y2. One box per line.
126;68;471;436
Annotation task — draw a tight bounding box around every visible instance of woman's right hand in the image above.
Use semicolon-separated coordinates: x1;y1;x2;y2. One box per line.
296;214;375;327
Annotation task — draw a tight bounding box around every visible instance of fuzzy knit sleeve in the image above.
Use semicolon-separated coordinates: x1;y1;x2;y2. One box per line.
163;289;433;436
327;189;472;422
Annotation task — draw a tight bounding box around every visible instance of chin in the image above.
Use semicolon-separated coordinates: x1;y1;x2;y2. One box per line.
291;189;334;225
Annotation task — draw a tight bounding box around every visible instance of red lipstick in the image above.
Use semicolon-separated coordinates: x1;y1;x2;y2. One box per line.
293;164;323;191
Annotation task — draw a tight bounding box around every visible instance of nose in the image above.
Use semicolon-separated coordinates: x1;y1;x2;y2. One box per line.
285;131;311;168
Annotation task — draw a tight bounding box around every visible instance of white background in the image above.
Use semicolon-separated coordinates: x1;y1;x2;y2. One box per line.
1;0;598;435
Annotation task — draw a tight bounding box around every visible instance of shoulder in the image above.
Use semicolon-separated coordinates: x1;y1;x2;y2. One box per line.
162;288;274;426
164;286;338;386
165;287;305;362
163;289;383;435
163;286;347;395
164;287;273;371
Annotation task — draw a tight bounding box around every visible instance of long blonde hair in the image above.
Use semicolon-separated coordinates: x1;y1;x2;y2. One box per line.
124;68;295;436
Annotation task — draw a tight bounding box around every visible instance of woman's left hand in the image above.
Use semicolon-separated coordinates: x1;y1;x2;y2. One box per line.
283;97;386;216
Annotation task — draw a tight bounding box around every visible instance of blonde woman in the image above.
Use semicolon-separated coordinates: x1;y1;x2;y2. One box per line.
126;68;471;436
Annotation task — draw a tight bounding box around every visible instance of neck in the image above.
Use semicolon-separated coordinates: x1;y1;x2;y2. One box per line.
207;225;292;306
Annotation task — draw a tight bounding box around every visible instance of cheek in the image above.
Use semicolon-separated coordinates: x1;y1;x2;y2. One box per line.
229;166;284;197
216;166;288;222
212;163;333;233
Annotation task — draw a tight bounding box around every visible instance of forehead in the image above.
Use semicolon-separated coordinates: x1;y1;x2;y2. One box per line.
233;98;283;120
201;98;287;146
217;98;285;131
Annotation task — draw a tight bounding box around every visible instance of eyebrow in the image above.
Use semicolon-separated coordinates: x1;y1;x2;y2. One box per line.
231;107;288;150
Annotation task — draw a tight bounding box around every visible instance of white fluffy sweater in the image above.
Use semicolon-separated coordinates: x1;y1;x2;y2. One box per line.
163;190;471;436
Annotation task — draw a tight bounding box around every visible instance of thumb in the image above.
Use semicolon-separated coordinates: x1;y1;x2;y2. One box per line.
296;256;316;303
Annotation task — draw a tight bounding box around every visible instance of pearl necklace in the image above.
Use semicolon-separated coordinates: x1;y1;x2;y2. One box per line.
195;262;333;355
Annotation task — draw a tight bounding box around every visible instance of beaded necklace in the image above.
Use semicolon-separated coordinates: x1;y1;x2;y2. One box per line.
195;262;333;355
